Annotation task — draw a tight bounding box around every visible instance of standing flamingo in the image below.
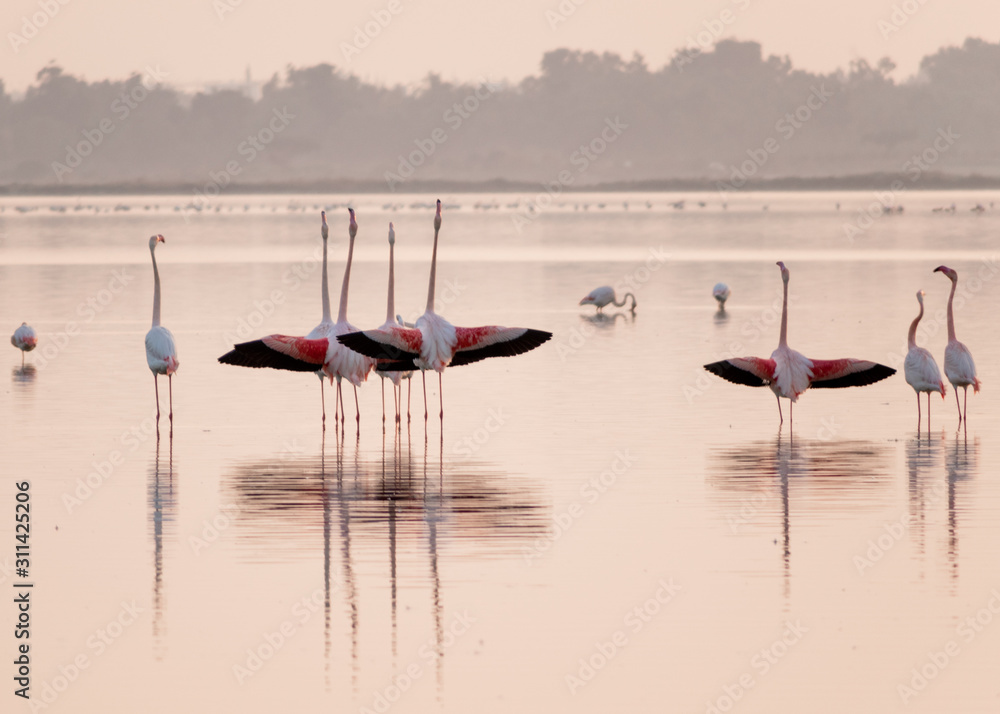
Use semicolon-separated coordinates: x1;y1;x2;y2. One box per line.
377;223;412;424
934;265;980;423
11;323;37;367
337;200;552;420
703;261;895;426
145;235;179;423
904;290;945;428
219;209;374;425
579;286;636;313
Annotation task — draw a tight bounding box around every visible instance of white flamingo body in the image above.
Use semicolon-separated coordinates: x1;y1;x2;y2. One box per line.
704;261;895;425
903;290;945;426
713;283;730;308
11;323;37;367
579;285;636;313
145;234;178;422
935;265;980;423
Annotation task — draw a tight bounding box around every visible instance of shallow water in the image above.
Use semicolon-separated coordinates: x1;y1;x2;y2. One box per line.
1;190;999;712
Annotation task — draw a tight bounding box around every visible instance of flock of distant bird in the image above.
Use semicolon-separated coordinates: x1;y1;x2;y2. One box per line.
10;202;981;433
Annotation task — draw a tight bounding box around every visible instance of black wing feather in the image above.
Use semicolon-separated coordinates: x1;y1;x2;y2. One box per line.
809;364;896;388
450;329;552;367
703;360;769;387
218;340;320;373
337;332;419;361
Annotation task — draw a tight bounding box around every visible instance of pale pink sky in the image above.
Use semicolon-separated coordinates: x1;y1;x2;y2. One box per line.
4;0;998;92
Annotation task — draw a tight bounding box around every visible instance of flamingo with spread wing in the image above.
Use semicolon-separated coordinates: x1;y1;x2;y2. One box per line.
704;262;895;426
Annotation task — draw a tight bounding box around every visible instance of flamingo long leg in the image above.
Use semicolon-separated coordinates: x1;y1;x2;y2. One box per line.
422;371;428;421
916;392;921;431
407;379;411;421
153;374;160;420
963;386;969;424
354;384;360;423
775;394;783;425
954;388;962;423
438;373;444;420
168;373;173;422
321;381;326;424
381;378;386;424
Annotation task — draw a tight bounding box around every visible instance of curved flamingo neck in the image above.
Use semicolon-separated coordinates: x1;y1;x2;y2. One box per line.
338;234;354;323
321;235;331;323
778;277;789;348
386;242;395;323
907;301;923;349
425;227;439;314
150;245;161;327
945;278;957;342
613;292;636;308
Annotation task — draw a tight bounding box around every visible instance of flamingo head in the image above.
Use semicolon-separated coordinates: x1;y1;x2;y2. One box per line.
933;265;957;281
148;234;165;250
348;208;357;239
776;261;789;283
434;199;442;231
916;289;925;306
579;293;595;306
321;210;328;240
388;222;395;246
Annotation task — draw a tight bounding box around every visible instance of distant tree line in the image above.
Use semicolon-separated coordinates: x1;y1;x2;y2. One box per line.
1;38;998;189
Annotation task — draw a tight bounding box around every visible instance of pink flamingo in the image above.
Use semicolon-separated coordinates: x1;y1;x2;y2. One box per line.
11;323;37;367
145;235;179;423
219;209;374;425
377;222;412;424
903;290;945;428
579;286;636;313
934;265;980;423
704;261;895;426
337;200;552;420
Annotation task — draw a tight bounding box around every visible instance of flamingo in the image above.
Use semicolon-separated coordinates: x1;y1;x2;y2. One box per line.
903;290;945;428
11;323;37;367
713;283;730;310
337;200;552;419
377;222;413;424
579;286;636;313
145;234;179;423
219;209;374;425
934;265;980;423
703;261;895;426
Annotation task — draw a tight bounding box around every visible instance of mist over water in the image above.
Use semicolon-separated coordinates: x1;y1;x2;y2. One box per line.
2;190;999;712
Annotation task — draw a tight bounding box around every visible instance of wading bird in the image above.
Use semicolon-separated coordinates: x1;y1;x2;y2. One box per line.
713;283;730;310
703;262;895;426
934;265;980;423
579;286;636;313
377;223;412;424
145;235;179;423
219;210;374;426
337;200;552;419
11;323;37;367
903;290;945;428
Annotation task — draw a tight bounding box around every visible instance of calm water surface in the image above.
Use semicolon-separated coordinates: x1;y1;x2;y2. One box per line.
1;191;999;712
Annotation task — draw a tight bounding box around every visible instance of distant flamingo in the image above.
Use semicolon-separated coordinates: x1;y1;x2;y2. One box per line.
704;261;895;426
579;286;636;313
337;200;552;419
713;283;730;309
903;290;945;428
145;235;179;423
11;323;37;367
219;210;375;425
934;265;980;423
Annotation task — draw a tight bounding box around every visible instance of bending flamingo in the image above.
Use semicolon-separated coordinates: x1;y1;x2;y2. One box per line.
903;290;945;428
579;286;636;313
934;265;980;423
11;323;37;367
703;261;895;426
145;234;179;423
337;200;552;419
219;209;374;425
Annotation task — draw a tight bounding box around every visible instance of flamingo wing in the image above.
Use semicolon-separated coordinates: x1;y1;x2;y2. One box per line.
337;326;422;362
808;359;896;388
219;335;328;372
703;357;776;387
448;327;552;367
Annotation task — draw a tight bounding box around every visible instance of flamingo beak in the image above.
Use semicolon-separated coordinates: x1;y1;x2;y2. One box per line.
157;235;165;243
